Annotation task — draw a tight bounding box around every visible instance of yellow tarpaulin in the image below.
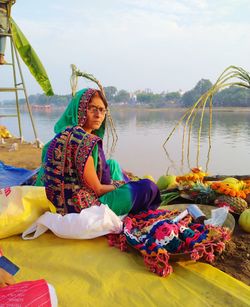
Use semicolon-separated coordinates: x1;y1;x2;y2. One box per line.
1;233;249;307
0;186;55;239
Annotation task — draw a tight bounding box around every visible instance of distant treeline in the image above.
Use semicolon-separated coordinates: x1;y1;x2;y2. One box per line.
2;79;250;108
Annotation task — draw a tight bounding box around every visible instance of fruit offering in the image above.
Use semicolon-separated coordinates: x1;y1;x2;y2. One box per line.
176;167;208;184
214;195;248;214
178;182;216;204
210;178;250;199
238;209;250;233
156;175;177;191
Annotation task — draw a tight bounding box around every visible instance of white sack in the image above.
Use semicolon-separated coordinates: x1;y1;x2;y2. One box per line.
22;204;123;240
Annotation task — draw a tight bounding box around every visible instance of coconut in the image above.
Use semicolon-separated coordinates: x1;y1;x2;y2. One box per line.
238;209;250;233
156;175;176;191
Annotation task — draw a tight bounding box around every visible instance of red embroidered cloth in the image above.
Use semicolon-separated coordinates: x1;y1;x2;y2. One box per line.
0;279;51;306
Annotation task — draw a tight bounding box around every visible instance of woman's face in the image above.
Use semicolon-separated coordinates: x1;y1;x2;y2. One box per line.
83;94;107;133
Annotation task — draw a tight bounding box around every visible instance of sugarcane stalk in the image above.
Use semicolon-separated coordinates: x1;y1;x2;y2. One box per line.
163;65;250;173
205;96;213;172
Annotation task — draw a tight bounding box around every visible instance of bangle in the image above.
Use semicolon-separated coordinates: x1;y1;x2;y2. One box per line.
113;180;126;188
112;181;120;189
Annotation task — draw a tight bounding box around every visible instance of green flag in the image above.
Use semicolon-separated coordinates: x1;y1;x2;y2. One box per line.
10;18;54;96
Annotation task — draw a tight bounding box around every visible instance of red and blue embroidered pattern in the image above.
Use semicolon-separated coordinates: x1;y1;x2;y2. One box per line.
44;88;107;214
78;88;97;126
108;209;231;277
44;126;102;214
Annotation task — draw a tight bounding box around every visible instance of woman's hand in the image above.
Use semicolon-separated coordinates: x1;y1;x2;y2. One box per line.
111;180;125;189
0;268;15;287
83;156;117;196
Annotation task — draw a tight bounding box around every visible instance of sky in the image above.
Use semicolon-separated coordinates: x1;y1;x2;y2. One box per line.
1;0;250;98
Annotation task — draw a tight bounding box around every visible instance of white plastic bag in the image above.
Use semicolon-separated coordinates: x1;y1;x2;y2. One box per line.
22;204;123;240
204;206;229;227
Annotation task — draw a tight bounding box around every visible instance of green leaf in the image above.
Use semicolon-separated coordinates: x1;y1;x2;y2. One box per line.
10;18;54;96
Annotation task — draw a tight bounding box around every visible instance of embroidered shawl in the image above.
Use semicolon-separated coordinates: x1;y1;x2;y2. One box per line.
44;88;107;214
45;126;102;214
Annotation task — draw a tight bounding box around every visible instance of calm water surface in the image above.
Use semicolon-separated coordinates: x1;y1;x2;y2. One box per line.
1;107;250;179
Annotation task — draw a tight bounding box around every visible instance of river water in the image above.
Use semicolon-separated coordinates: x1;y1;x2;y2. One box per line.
1;107;250;179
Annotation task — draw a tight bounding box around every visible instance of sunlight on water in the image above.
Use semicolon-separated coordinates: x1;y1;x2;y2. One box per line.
1;108;250;179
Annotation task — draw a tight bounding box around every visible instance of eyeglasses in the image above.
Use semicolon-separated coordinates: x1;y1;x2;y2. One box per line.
88;105;107;115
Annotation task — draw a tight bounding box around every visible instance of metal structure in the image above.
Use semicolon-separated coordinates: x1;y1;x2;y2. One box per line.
0;1;39;146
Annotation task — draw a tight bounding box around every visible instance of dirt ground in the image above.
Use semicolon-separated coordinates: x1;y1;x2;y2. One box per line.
0;137;249;286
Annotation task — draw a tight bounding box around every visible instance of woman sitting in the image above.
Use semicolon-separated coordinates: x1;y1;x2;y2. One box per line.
37;88;161;216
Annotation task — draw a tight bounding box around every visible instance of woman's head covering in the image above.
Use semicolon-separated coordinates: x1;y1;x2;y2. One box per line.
54;87;108;139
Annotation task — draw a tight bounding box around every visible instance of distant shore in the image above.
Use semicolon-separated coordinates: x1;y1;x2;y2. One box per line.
2;105;250;113
111;106;250;112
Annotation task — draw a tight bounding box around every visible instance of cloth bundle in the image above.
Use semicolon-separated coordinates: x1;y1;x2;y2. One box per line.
22;204;123;240
108;209;231;277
